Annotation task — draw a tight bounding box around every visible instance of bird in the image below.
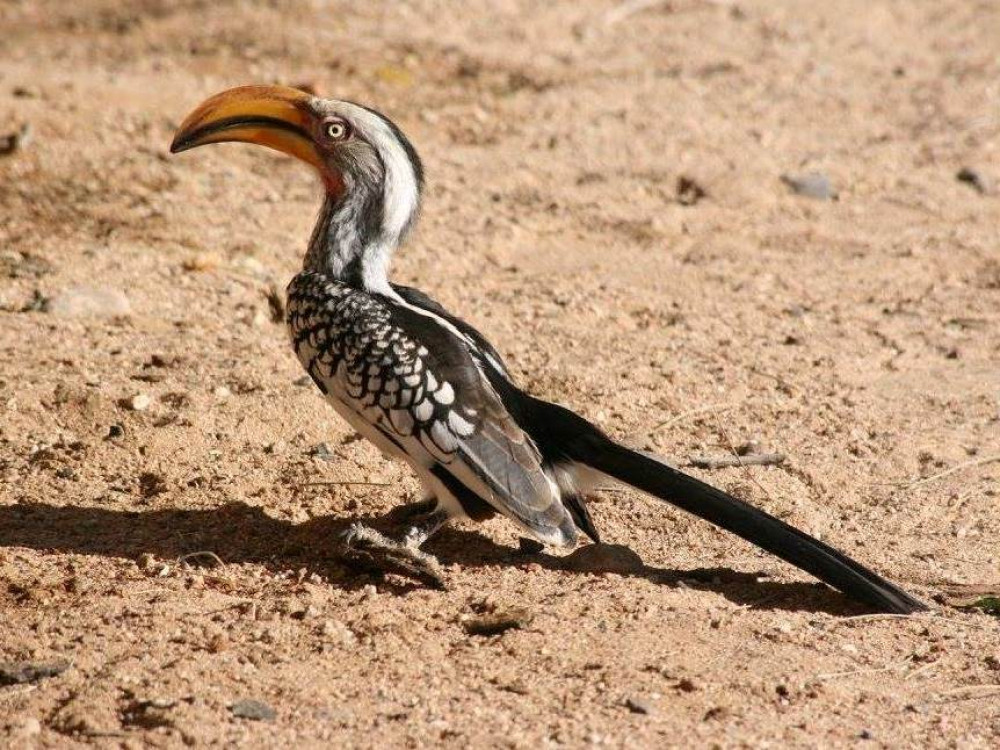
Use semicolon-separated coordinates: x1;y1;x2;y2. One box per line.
170;85;925;614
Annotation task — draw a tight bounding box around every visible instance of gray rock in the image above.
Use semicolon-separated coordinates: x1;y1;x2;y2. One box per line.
781;172;838;200
310;442;334;460
44;285;130;318
230;699;276;722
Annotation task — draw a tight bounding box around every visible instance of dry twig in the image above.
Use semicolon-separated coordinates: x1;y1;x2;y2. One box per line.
903;454;1000;490
687;453;786;470
936;684;1000;702
300;480;391;488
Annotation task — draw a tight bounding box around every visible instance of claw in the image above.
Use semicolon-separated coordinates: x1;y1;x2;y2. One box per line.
340;522;448;589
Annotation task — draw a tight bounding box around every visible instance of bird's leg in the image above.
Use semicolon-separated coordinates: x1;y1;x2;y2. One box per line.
341;508;450;588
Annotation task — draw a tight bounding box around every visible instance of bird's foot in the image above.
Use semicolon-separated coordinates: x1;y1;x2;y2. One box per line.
340;522;448;589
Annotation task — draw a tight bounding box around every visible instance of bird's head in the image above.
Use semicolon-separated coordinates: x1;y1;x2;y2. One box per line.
170;85;423;249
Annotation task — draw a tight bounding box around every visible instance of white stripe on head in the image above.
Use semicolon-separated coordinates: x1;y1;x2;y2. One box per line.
324;100;421;245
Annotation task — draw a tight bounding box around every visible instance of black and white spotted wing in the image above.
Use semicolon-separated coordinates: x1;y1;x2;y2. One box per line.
287;271;579;545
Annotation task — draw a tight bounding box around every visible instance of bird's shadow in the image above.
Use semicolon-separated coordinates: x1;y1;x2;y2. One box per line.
0;500;865;615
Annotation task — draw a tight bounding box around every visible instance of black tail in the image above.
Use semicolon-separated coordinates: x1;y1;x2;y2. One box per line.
582;440;926;613
512;395;926;614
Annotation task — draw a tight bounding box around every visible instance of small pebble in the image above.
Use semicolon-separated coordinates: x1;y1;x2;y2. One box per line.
703;706;730;721
251;308;269;327
625;696;656;715
311;442;334;460
676;677;698;693
107;424;125;439
676;176;707;206
320;620;357;646
230;699;276;722
956;166;994;195
130;394;151;411
213;385;231;399
0;123;32;156
463;606;533;636
781;172;838;200
148;353;175;368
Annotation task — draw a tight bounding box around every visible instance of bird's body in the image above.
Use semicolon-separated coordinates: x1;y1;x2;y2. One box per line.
171;85;926;613
286;271;580;546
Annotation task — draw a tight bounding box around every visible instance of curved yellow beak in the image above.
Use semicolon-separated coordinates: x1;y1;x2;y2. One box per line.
170;85;322;169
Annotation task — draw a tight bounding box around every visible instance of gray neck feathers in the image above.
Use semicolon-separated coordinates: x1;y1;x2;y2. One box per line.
304;177;389;291
303;121;421;294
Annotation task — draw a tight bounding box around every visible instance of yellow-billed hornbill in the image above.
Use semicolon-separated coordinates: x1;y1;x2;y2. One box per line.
171;85;925;613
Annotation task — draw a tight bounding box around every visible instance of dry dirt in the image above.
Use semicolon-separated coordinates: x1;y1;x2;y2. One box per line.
2;0;999;747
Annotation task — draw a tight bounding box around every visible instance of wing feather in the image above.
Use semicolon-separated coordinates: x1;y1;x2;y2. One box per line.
381;293;578;544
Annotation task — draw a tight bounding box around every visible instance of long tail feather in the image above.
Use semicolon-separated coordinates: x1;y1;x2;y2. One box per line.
581;440;926;613
508;393;926;613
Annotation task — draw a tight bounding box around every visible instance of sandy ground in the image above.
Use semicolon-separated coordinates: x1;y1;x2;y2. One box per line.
1;0;999;746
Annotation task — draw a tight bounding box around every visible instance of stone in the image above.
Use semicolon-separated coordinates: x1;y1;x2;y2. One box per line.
463;606;533;636
230;699;276;722
44;285;130;318
956;166;994;195
625;696;656;715
129;394;151;411
781;172;837;200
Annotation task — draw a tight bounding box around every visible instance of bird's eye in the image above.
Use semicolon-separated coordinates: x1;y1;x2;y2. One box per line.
324;119;350;141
